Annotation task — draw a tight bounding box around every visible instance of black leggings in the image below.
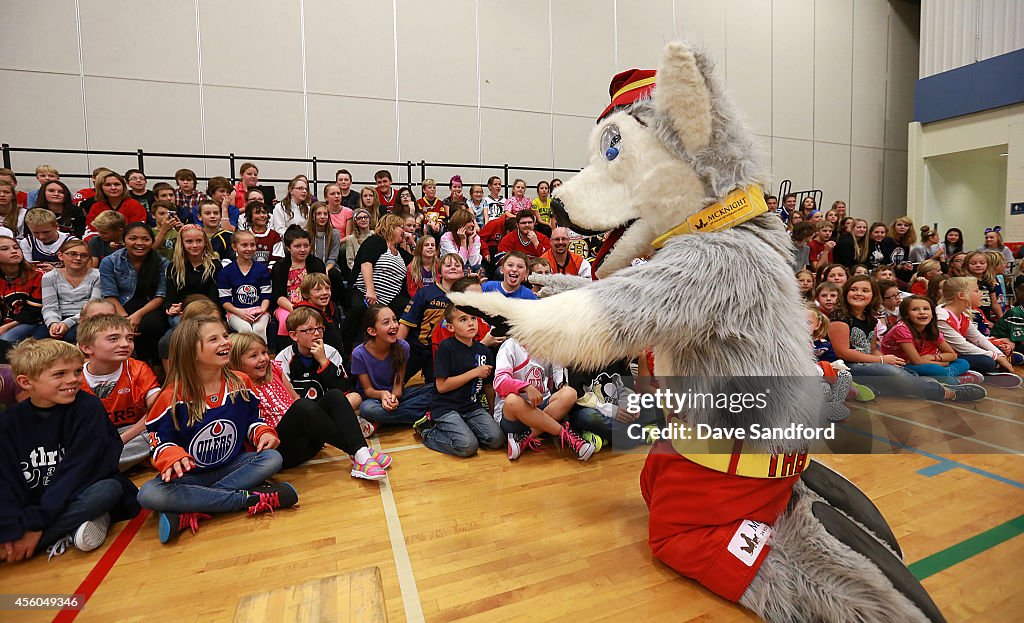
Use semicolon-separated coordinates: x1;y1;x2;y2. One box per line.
125;296;167;364
275;390;366;469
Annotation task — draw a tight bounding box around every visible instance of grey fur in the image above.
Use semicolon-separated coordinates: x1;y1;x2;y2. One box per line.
529;273;591;297
740;482;932;623
632;44;769;201
449;40;944;622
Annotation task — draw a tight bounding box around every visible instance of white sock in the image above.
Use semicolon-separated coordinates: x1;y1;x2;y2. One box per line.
354;447;372;464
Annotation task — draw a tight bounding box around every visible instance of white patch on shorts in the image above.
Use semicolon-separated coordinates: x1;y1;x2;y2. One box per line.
727;519;772;567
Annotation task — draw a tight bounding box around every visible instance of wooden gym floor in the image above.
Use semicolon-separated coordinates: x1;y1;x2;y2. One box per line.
4;383;1023;622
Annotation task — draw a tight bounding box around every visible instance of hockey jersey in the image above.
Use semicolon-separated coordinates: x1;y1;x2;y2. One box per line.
275;344;351;401
145;372;274;473
492;337;567;422
81;358;161;428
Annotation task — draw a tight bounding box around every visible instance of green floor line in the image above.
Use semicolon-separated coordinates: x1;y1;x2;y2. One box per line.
909;514;1024;580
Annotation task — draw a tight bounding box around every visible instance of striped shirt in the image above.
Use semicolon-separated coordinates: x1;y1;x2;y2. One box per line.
353;235;408;304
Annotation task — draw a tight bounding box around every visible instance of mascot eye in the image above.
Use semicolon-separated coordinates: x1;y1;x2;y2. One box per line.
600;125;621;161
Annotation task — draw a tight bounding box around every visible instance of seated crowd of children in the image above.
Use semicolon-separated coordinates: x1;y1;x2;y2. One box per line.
788;197;1024;409
1;165;1017;563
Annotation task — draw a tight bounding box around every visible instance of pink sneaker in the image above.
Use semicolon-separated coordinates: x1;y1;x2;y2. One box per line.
367;448;392;469
351;459;387;481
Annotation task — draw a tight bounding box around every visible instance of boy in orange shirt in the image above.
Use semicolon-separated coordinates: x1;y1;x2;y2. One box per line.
77;314;160;470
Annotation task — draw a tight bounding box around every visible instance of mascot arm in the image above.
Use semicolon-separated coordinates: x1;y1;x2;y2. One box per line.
529;273;592;297
449;260;691;371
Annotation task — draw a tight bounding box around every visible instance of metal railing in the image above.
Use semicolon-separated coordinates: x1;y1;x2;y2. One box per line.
0;144;581;196
777;180;824;212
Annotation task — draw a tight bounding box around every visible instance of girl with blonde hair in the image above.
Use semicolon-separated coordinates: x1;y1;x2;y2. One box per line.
136;316;298;544
229;332;388;480
165;224;220;327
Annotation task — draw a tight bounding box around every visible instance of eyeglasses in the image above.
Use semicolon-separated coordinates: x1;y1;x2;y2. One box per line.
883;294;901;300
295;326;325;335
63;252;89;260
355;215;370;220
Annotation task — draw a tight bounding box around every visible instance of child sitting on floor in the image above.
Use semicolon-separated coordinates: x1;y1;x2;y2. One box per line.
418;304;501;457
77;314;161;470
230;332;389;481
991;283;1024;356
807;306;870;418
881;295;980;385
275;307;358;408
874;279;902;343
137;317;297;545
494;336;593;461
0;339;140;562
351;305;432;426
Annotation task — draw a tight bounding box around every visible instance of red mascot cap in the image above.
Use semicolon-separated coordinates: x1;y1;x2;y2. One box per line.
597;68;656;122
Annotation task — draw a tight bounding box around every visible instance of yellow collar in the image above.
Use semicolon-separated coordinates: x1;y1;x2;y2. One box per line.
651;185;769;250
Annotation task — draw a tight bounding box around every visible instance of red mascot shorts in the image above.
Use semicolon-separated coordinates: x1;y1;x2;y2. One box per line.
640;443;800;602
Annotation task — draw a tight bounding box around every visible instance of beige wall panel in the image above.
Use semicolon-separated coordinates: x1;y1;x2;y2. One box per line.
479;0;551;112
304;0;397;100
396;0;476;106
551;0;615;117
80;0;198;83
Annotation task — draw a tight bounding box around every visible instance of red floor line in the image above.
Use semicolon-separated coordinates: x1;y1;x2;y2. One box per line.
51;509;151;623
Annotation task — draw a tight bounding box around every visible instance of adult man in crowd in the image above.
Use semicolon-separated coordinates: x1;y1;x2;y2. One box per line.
498;210;550;258
541;227;592;279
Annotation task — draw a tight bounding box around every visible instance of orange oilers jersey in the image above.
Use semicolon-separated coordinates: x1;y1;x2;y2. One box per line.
81;359;160;428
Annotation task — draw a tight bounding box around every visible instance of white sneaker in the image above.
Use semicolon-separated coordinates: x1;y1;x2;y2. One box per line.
73;513;111;552
358;416;377;438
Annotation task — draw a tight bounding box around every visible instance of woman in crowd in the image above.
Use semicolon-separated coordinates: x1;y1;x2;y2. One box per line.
344;214;411;353
942;227;964;258
85;171;147;239
164;225;220;327
909;226;943;264
98;222;168;362
323;183;353;241
834;218;868;268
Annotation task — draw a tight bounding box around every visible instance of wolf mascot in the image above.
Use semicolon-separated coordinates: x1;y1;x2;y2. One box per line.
451;42;946;622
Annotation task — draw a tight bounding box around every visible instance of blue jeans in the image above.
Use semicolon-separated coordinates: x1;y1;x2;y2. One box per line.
961;353;998;373
570;404;660;450
359;384;432;426
0;323;47;343
848;362;945;400
38;477;141;551
422;407;503;457
904;358;970;381
137;450;282;514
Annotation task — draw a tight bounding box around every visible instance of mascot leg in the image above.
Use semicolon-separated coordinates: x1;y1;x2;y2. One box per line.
740;482;946;623
800;460;902;558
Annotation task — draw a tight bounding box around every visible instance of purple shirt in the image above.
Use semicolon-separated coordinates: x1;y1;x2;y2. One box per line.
350;339;410;395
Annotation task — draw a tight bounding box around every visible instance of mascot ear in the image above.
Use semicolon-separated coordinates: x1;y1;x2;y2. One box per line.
653;42;713;153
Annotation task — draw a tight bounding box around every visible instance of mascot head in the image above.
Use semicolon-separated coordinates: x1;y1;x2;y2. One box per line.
552;42;769;278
